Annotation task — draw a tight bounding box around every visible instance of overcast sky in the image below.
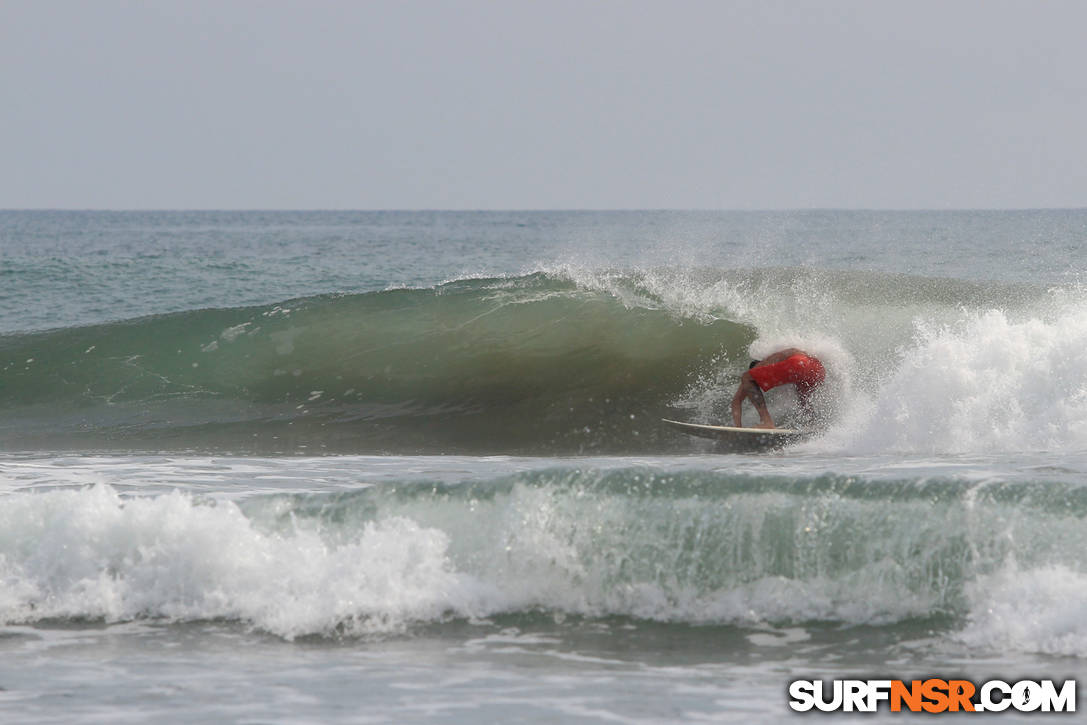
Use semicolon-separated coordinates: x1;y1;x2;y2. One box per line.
2;0;1085;210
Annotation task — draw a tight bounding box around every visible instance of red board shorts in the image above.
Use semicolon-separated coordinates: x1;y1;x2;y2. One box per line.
749;354;825;396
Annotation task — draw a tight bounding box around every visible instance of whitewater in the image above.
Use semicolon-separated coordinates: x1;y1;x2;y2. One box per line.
1;210;1085;723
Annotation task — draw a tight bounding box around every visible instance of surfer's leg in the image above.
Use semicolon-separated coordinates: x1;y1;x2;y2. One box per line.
747;382;775;428
733;373;774;428
796;390;816;426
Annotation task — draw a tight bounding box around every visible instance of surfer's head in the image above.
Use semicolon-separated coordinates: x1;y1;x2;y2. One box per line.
748;360;761;370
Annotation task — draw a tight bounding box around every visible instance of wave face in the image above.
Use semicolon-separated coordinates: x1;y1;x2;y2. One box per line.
2;267;1084;454
2;468;1085;655
0;273;750;453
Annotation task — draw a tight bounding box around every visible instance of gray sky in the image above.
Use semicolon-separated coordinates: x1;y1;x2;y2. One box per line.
2;0;1085;209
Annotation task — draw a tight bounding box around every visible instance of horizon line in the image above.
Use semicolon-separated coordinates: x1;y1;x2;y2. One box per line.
2;206;1086;213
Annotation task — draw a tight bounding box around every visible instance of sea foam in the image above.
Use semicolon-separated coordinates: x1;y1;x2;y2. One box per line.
0;485;485;639
3;469;1084;657
824;297;1087;454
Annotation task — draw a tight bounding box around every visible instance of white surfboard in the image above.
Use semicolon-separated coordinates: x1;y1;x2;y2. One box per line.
661;418;810;451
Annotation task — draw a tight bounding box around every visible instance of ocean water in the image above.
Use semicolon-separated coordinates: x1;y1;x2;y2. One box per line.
1;209;1086;722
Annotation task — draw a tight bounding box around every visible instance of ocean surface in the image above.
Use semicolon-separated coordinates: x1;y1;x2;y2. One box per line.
1;209;1086;722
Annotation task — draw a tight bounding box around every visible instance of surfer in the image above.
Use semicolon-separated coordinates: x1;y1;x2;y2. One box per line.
730;348;825;429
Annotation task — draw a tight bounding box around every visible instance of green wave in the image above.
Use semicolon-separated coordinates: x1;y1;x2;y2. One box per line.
0;274;752;453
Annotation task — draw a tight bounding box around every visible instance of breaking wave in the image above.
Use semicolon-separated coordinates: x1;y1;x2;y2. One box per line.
1;267;1083;455
2;467;1085;656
